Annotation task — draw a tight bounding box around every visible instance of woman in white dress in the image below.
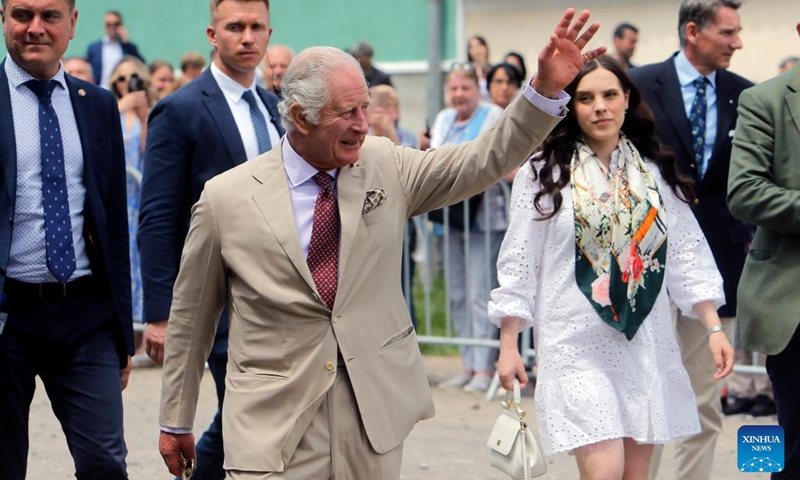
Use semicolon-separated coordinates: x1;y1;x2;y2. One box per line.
488;56;734;480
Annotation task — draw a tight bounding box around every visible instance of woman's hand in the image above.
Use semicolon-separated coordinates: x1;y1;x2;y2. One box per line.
692;300;734;380
118;90;148;115
709;331;734;380
498;316;529;390
497;344;528;391
367;107;399;144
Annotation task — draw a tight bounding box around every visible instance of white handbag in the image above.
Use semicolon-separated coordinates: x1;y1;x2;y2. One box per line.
487;379;547;479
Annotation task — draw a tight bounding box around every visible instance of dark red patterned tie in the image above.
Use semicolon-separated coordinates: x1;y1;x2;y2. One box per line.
307;172;340;310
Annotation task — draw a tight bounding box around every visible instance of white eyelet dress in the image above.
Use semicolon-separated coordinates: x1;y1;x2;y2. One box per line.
488;161;725;455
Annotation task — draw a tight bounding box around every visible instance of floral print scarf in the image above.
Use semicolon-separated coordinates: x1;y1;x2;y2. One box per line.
571;137;667;340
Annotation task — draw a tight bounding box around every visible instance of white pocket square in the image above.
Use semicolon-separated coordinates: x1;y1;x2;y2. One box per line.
362;188;387;215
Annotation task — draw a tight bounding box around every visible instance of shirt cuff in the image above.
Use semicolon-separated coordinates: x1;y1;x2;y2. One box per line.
522;79;570;117
161;425;192;435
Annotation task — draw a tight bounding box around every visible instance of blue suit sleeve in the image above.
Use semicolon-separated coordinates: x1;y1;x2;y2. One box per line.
106;94;135;353
138;97;191;323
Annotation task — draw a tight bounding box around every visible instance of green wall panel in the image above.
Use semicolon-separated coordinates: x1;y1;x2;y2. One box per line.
1;0;457;70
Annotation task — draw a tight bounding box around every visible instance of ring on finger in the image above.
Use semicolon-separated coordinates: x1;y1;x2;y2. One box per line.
583;53;592;64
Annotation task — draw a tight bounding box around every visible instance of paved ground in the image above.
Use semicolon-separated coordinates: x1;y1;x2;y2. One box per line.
27;355;775;479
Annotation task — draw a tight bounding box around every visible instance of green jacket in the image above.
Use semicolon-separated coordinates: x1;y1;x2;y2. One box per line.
727;66;800;354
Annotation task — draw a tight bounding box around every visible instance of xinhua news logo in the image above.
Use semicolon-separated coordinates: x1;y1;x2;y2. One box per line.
738;425;784;473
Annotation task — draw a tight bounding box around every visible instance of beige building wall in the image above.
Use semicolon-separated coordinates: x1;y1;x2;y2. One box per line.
463;0;799;84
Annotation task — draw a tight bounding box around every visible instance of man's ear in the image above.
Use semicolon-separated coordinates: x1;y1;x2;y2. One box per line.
289;103;311;135
206;26;217;49
684;22;699;45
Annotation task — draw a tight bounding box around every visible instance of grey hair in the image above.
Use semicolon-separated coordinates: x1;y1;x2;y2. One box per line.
678;0;742;48
779;56;799;71
278;46;365;134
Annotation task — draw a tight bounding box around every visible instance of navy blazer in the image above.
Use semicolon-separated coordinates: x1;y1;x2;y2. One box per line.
0;63;134;361
85;40;144;86
138;68;284;329
628;55;753;317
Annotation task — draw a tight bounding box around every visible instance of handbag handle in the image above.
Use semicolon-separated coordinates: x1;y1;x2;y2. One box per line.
511;379;531;480
502;378;526;420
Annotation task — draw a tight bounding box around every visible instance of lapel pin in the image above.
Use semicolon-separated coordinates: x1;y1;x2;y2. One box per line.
729;99;733;104
78;89;87;97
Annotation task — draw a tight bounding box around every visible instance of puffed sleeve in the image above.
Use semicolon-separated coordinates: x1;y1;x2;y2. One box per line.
488;162;543;331
656;166;726;317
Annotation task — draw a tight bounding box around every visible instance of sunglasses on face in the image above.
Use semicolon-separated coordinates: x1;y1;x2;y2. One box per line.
106;22;122;28
449;62;473;72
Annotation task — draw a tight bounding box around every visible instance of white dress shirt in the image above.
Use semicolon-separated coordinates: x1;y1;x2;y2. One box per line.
210;63;280;160
281;139;339;258
5;56;91;282
100;37;124;90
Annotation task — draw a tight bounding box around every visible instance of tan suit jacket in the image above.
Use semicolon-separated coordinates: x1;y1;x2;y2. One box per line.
159;96;562;472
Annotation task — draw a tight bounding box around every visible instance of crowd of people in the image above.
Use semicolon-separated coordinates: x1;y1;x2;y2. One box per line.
0;0;798;479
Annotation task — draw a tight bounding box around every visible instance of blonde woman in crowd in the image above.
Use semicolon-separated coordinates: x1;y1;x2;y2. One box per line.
109;55;154;327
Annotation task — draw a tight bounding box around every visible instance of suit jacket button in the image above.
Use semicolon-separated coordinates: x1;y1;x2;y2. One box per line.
693;198;700;205
325;361;336;372
690;163;696;169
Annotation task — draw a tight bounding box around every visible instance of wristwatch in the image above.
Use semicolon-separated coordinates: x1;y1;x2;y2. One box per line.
707;325;725;335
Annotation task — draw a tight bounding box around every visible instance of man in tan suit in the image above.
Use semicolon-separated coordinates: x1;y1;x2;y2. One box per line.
158;9;606;479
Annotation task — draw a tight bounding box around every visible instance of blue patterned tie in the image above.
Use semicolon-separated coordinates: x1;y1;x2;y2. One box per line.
26;79;76;284
241;90;272;154
689;76;708;179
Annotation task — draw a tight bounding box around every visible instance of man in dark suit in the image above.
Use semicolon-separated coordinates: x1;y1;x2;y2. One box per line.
85;10;144;89
138;0;283;478
350;41;393;87
0;1;133;479
628;1;753;479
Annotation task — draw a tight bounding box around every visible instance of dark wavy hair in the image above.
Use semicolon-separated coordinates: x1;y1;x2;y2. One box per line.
531;55;694;219
486;62;523;89
504;51;528;79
